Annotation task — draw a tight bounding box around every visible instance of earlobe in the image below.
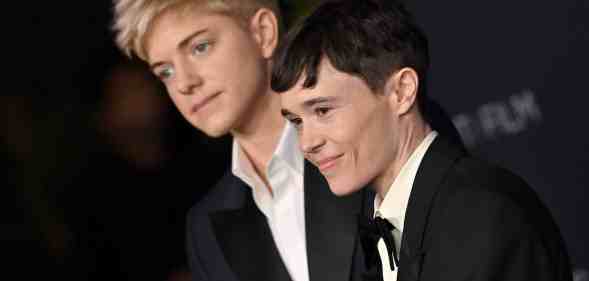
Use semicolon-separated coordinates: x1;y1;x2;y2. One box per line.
249;8;279;59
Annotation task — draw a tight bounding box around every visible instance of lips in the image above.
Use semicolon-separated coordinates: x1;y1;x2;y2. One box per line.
191;92;221;114
315;154;343;173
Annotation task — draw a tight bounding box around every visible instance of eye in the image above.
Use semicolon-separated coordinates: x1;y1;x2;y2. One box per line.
191;41;212;55
315;107;331;117
287;117;303;130
155;66;174;81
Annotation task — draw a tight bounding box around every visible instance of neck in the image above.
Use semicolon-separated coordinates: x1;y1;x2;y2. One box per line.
232;88;285;183
374;115;432;200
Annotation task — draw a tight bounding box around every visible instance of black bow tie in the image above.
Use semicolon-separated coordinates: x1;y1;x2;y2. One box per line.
358;215;400;272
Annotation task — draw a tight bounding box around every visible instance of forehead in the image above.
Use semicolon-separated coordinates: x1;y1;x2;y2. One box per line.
143;3;241;62
280;59;375;110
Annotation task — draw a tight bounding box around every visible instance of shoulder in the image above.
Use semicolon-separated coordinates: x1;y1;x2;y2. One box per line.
186;170;242;220
437;156;553;230
445;157;537;206
424;157;571;277
452;156;528;190
418;156;572;281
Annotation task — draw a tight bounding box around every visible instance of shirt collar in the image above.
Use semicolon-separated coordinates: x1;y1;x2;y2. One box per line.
231;123;304;193
272;122;304;174
374;131;438;232
231;139;250;185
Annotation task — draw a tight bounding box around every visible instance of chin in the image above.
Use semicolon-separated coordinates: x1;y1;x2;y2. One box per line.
194;118;234;138
195;123;229;138
327;179;363;197
200;126;230;138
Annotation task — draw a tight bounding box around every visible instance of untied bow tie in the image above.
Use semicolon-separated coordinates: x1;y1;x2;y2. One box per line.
358;215;400;271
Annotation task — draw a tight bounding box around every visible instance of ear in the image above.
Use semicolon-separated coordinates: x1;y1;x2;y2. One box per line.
249;8;279;59
384;67;419;116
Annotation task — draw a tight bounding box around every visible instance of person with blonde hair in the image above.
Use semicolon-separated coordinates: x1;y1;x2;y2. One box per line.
111;1;371;281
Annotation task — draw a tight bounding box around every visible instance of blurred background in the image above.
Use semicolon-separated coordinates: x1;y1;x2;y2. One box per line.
4;0;588;280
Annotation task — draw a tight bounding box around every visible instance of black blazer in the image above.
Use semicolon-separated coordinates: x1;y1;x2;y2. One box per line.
186;161;371;281
397;137;572;281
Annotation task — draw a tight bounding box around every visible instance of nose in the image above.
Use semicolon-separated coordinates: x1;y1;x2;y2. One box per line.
175;61;203;95
300;125;325;155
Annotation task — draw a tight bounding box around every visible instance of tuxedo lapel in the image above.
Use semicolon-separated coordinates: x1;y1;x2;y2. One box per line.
398;137;466;281
305;161;365;281
210;176;292;281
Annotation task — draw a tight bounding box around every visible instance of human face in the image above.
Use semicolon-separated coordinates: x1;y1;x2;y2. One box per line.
280;59;399;196
144;5;270;137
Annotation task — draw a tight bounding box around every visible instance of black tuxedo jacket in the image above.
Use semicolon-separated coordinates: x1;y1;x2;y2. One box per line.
396;137;572;281
186;161;372;281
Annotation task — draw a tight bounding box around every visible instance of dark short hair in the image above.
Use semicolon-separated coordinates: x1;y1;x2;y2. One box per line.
271;0;430;103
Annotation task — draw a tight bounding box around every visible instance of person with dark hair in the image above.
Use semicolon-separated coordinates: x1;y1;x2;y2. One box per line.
272;0;572;280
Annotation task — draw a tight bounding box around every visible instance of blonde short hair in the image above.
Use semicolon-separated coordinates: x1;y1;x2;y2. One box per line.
112;0;281;60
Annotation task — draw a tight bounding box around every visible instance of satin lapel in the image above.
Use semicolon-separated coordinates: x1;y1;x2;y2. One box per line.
305;161;365;281
210;176;292;281
398;138;466;281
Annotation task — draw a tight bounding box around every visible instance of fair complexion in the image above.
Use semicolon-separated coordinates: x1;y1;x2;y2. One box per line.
280;58;431;199
144;4;284;194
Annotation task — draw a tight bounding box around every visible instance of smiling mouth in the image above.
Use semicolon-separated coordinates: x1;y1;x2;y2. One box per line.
316;154;343;173
191;92;221;114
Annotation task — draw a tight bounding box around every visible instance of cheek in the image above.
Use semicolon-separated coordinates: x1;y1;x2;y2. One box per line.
350;148;380;186
219;39;266;89
329;129;374;184
223;61;266;106
348;114;393;179
345;122;378;161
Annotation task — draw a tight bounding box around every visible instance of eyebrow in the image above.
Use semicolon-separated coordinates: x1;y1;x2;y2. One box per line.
149;28;209;71
280;96;339;118
280;109;295;118
302;96;338;108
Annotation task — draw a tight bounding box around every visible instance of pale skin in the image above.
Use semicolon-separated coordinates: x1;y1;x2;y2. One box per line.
280;59;431;199
143;4;284;194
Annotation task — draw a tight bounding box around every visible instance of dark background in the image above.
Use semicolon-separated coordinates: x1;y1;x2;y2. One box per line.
405;0;589;273
3;0;587;280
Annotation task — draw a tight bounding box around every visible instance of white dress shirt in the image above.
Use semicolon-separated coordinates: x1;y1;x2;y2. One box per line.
231;122;309;281
374;131;438;281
